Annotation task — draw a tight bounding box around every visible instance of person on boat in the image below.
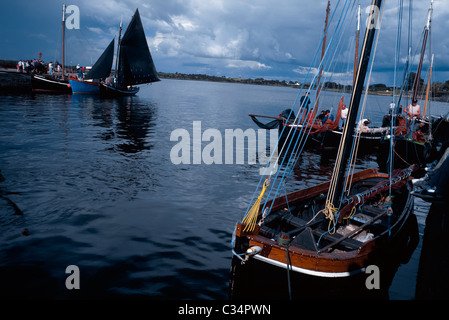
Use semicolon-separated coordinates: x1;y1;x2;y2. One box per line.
357;119;388;134
300;92;311;110
340;104;348;128
298;92;311;123
405;99;421;118
316;110;326;125
357;119;371;133
322;110;334;123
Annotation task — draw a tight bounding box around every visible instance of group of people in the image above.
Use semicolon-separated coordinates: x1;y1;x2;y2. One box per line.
299;92;340;126
316;109;335;124
16;59;62;75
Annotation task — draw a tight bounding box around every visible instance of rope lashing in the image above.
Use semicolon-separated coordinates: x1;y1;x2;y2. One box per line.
242;177;270;232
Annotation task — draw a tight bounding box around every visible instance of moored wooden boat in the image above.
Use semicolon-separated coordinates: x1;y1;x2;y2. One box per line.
230;0;417;298
376;0;438;171
31;74;71;94
231;168;414;278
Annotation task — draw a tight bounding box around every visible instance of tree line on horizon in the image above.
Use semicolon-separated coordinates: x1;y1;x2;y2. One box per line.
158;71;449;97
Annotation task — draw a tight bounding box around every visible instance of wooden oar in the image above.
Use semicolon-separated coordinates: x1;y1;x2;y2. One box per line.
248;114;284;120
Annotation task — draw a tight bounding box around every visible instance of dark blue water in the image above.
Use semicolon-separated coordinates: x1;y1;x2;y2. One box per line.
0;79;446;299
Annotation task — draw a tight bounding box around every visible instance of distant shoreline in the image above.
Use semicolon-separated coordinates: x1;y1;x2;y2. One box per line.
158;72;449;103
2;57;448;102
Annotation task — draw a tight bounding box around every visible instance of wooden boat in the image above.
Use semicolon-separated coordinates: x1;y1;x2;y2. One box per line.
31;4;71;94
230;0;416;296
250;100;386;155
319;127;386;154
232;168;414;276
100;9;160;97
249;4;385;156
376;0;437;171
31;74;71;94
69;39;115;94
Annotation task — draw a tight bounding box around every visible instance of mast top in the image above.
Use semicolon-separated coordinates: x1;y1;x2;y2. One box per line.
357;4;361;31
426;0;433;30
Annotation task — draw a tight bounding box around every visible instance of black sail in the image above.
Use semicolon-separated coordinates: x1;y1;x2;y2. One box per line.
85;39;115;80
118;9;160;87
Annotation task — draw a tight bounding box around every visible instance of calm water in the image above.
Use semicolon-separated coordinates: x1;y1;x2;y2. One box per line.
0;79;447;299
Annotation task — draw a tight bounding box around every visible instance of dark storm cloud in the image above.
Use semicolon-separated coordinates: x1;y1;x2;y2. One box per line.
1;0;448;84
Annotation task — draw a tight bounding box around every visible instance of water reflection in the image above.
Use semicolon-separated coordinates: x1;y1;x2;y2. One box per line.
70;94;157;155
115;97;157;154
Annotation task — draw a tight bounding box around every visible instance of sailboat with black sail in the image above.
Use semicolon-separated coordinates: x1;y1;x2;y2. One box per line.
100;9;160;97
230;0;416;298
68;39;115;94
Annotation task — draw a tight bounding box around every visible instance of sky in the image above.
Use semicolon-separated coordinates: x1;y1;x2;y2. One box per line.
1;0;448;86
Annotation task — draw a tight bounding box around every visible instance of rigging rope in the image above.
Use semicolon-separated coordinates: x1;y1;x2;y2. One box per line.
244;0;347;223
324;0;385;230
260;0;354;218
346;3;385;196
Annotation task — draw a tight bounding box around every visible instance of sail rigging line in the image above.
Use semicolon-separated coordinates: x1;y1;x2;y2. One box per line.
389;0;405;199
423;54;434;118
412;0;433;104
326;0;385;221
313;0;331;119
278;0;355;168
279;0;356;184
353;4;361;88
242;0;360;231
258;0;355;218
249;0;348;214
344;4;385;198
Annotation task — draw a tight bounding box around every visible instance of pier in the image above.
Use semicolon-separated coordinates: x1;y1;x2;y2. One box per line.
0;70;32;92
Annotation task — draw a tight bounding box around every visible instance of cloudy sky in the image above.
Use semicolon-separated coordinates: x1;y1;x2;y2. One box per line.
1;0;448;85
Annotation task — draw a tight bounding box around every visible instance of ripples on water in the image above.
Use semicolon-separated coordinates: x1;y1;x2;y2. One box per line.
0;80;445;299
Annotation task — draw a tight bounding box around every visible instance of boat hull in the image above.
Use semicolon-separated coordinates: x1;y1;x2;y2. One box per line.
230;212;417;300
376;137;428;172
280;124;383;155
231;169;414;279
31;75;72;94
68;78;100;94
99;84;139;97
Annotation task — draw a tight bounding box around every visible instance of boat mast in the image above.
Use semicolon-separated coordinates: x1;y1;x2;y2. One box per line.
62;3;66;80
353;4;361;88
423;54;434;117
412;0;433;104
115;19;123;88
311;1;330;119
330;0;382;209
